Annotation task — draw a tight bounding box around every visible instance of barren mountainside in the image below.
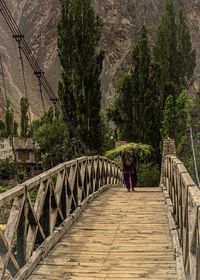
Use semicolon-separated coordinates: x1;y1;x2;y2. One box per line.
0;0;200;117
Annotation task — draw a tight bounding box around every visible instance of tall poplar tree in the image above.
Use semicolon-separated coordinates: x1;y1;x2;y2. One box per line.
5;105;17;137
132;26;151;141
110;26;152;142
161;91;189;145
177;10;196;90
58;0;104;156
153;0;179;108
154;0;196;111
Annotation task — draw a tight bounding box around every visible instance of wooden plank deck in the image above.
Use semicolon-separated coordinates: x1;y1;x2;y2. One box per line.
28;187;180;280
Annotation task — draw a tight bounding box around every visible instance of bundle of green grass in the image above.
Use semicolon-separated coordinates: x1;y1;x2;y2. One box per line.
105;142;152;161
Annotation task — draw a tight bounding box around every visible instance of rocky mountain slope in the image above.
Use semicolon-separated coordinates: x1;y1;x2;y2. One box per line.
0;0;200;117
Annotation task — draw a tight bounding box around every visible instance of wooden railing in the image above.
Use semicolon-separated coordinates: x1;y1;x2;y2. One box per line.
0;156;123;280
161;139;200;280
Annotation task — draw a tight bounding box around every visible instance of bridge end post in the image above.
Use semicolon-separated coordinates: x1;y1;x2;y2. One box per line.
160;138;176;186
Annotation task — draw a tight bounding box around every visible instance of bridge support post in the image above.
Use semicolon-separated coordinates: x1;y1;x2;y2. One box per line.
160;138;176;186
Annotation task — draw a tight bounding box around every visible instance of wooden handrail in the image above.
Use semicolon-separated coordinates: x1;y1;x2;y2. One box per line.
0;156;123;279
161;139;200;280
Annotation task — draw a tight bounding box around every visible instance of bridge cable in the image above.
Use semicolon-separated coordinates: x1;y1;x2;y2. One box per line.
0;53;9;108
16;35;32;125
35;71;45;114
189;125;200;188
0;0;60;110
0;0;90;155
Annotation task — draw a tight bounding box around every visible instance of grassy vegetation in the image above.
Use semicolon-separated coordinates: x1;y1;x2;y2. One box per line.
137;163;160;187
105;143;152;161
0;185;13;193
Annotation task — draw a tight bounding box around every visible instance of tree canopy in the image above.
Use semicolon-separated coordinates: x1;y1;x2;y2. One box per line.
58;0;104;157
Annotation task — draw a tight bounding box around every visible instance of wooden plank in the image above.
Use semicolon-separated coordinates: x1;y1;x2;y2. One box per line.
25;187;183;280
13;185;112;280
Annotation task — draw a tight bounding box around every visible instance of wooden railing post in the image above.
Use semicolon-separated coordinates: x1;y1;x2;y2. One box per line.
16;187;29;268
160;138;176;185
161;138;200;280
0;156;123;279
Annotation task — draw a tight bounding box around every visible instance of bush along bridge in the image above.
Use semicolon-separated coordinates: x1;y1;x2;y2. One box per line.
0;139;199;280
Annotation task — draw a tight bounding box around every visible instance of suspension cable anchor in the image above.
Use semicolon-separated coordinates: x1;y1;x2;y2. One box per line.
13;34;24;41
34;71;44;78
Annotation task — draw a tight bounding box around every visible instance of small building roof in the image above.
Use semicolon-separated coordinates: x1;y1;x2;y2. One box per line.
13;137;35;151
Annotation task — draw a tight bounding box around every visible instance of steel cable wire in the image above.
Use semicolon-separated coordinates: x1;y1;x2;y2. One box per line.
0;0;90;155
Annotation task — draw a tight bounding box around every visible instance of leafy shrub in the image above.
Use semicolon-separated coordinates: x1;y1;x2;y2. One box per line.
0;158;17;180
137;163;160;187
0;185;13;193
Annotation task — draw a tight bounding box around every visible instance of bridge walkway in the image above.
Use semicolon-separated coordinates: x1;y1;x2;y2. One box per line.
28;187;179;280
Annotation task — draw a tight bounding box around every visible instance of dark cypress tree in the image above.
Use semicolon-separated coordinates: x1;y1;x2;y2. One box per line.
153;0;179;108
161;91;189;145
20;97;29;138
5;106;14;137
175;90;189;144
131;26;151;141
160;95;177;139
117;74;133;141
108;2;195;164
177;10;196;90
58;0;104;155
110;26;151;142
153;0;195;155
153;0;196;110
108;26;161;157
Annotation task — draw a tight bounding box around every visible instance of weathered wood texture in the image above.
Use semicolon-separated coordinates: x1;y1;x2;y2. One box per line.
0;156;122;279
161;139;200;280
25;187;182;280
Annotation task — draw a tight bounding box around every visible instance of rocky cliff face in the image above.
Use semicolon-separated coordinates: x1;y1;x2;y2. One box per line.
0;0;200;117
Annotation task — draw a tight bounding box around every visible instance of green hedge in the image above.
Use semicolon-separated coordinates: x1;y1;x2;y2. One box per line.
137;163;160;187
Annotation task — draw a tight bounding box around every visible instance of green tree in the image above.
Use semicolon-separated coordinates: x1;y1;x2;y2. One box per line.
177;10;196;89
58;0;104;156
0;157;17;180
143;89;161;162
116;75;133;141
153;0;196;109
20;97;29;138
13;120;18;137
161;95;176;139
108;2;195;165
0;119;6;138
161;91;189;144
132;26;151;141
108;26;160;157
100;112;115;152
4;106;18;137
108;26;152;142
153;0;179;108
175;90;190;144
153;0;195;160
32;108;67;169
